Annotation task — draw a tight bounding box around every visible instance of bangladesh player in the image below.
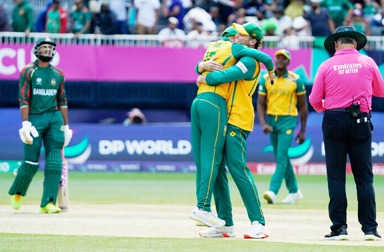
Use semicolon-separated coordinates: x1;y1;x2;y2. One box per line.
195;23;269;239
189;24;274;229
9;38;73;214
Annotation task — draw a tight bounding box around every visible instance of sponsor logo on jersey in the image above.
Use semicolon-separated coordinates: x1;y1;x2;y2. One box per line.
50;78;57;86
36;78;42;85
33;88;57;96
236;61;248;74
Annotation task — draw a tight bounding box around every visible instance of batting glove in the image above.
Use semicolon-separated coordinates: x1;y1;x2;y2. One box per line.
64;125;73;147
19;121;39;145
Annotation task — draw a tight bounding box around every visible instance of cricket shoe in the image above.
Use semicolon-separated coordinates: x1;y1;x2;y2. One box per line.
189;205;225;228
244;221;269;239
282;189;304;204
263;191;276;204
324;226;349;240
199;226;236;238
40;203;61;214
364;230;382;241
195;221;209;227
11;194;23;210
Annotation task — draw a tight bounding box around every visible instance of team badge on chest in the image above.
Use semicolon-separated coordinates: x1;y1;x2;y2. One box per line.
50;78;57;86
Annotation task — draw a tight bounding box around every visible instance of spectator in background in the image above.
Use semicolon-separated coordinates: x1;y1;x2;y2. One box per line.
320;0;353;27
269;5;292;36
46;0;68;33
195;0;217;13
285;0;305;19
363;0;380;22
279;25;300;49
348;8;371;36
71;0;92;38
110;0;129;34
227;7;247;25
96;0;118;34
243;0;264;17
216;0;235;26
182;7;217;33
123;108;147;125
12;0;34;35
163;0;185;30
262;18;278;36
88;0;101;33
158;17;185;47
209;6;221;29
210;6;225;28
292;15;309;37
0;4;11;31
134;0;161;34
187;21;212;47
35;0;53;32
305;0;334;37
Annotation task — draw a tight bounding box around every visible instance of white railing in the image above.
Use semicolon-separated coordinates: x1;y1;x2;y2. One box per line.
1;32;384;50
0;32;313;48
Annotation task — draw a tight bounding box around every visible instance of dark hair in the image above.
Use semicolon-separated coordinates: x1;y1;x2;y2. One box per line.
336;37;357;44
131;116;144;124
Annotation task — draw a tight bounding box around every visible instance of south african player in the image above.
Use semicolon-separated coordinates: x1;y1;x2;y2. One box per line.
9;38;73;214
195;23;269;239
189;24;274;229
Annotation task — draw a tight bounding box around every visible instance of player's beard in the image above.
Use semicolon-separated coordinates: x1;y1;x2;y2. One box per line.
38;55;52;62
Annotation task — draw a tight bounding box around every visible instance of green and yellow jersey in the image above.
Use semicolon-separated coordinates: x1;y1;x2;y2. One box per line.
205;56;261;132
196;38;273;100
19;60;67;114
258;70;306;116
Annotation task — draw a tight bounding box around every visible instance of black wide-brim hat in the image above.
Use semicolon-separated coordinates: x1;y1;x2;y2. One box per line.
324;26;367;53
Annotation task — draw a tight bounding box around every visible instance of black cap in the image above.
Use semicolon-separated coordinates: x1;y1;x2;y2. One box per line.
324;26;367;53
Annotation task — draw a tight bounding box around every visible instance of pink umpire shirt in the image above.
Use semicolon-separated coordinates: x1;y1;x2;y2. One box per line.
309;49;384;113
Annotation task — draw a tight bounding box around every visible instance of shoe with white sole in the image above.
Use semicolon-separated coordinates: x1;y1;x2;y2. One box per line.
263;191;276;204
282;189;303;204
364;230;382;241
196;221;209;227
189;205;225;228
199;226;236;238
244;221;269;239
324;226;349;240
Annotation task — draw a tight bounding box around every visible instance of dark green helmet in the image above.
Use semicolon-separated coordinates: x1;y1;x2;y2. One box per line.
33;37;56;62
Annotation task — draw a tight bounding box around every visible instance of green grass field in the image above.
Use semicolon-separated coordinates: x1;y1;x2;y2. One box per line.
0;172;383;251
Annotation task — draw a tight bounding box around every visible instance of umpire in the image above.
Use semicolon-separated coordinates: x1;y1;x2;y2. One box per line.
309;26;384;241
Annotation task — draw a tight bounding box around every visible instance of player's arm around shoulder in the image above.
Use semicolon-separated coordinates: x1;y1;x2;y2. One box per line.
231;43;274;72
205;56;256;86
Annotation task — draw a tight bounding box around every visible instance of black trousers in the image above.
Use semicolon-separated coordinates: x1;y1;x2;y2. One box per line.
322;111;377;233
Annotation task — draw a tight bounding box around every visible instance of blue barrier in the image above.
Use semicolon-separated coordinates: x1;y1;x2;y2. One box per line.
1;113;384;174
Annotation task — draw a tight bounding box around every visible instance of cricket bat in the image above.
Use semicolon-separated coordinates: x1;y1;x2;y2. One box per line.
57;149;69;211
